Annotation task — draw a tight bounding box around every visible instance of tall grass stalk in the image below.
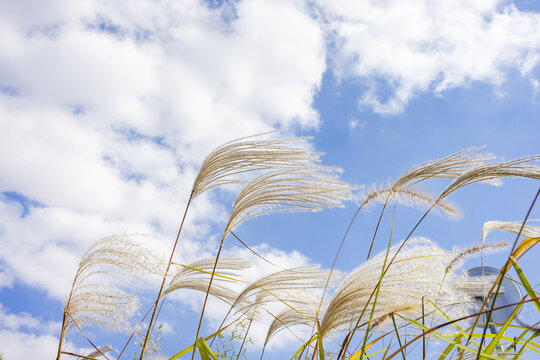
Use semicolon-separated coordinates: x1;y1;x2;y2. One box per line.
55;135;540;360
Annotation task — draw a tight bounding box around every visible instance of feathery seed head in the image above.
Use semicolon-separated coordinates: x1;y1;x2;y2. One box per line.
67;284;139;334
191;135;321;198
224;169;353;236
64;234;168;335
356;183;462;218
320;238;494;337
163;257;251;304
481;220;540;244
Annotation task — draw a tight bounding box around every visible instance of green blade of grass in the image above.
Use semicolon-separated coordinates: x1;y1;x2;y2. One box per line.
512;331;540;360
391;313;406;360
437;333;464;360
484;300;523;355
509;256;540;314
428;300;481;348
173;263;249;284
196;337;218;360
169;323;233;360
291;335;317;360
349;336;382;360
316;320;325;360
469;333;540;354
397;315;506;360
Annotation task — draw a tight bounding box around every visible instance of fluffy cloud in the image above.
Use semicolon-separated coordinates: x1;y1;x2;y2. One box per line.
2;0;540;356
0;0;325;301
0;303;61;358
316;0;540;113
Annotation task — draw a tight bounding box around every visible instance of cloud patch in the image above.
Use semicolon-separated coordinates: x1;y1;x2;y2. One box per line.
317;0;540;113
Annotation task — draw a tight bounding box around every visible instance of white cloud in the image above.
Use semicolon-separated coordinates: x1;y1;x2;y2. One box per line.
316;0;540;113
532;77;540;98
348;117;367;130
2;0;540;355
0;303;61;358
0;0;326;302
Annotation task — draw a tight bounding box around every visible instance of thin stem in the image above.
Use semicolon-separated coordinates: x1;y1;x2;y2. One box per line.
140;195;193;359
385;298;537;360
117;303;155;359
391;313;406;360
192;236;226;360
422;297;425;360
367;199;390;260
473;187;539;359
57;261;85;360
236;318;253;360
56;311;68;360
66;312;111;360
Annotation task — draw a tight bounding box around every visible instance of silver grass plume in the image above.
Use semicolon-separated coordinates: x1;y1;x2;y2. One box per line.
163;257;251;304
320;238;493;337
170;257;251;281
164;278;240;305
356;184;461;218
438;155;540;201
196;165;351;340
62;235;168;336
154;134;353;358
446;242;508;274
224;168;352;235
393;147;497;189
67;284;138;334
481;220;540;244
264;299;324;347
73;235;168;286
191;134;322;198
229;266;341;319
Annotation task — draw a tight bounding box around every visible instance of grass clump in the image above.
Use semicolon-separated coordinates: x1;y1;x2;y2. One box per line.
55;133;540;360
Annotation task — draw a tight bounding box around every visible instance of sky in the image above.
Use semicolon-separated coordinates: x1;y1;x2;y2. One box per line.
0;0;539;359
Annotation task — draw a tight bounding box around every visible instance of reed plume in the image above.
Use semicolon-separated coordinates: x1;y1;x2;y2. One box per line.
264;300;323;347
393;147;497;189
438;155;540;202
225;168;352;237
57;235;168;359
481;220;540;243
356;184;461;218
320;238;492;337
163;257;251;304
231;266;340;316
193;147;352;356
191;134;321;198
445;242;508;274
143;133;352;358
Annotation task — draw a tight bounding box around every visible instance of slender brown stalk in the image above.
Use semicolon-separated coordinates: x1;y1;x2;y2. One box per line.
56;311;68;360
57;258;85;360
229;230;282;269
384;297;536;360
473;187;539;360
139;195;193;359
236;318;253;360
117;303;155;359
66;312;112;360
192;236;227;360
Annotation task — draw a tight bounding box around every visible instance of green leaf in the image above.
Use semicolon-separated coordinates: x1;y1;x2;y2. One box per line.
196;338;218;360
398;315;506;360
168;323;233;360
509;257;540;314
484;300;523;354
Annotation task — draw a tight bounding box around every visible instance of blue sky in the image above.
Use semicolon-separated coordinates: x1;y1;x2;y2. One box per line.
0;0;539;358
